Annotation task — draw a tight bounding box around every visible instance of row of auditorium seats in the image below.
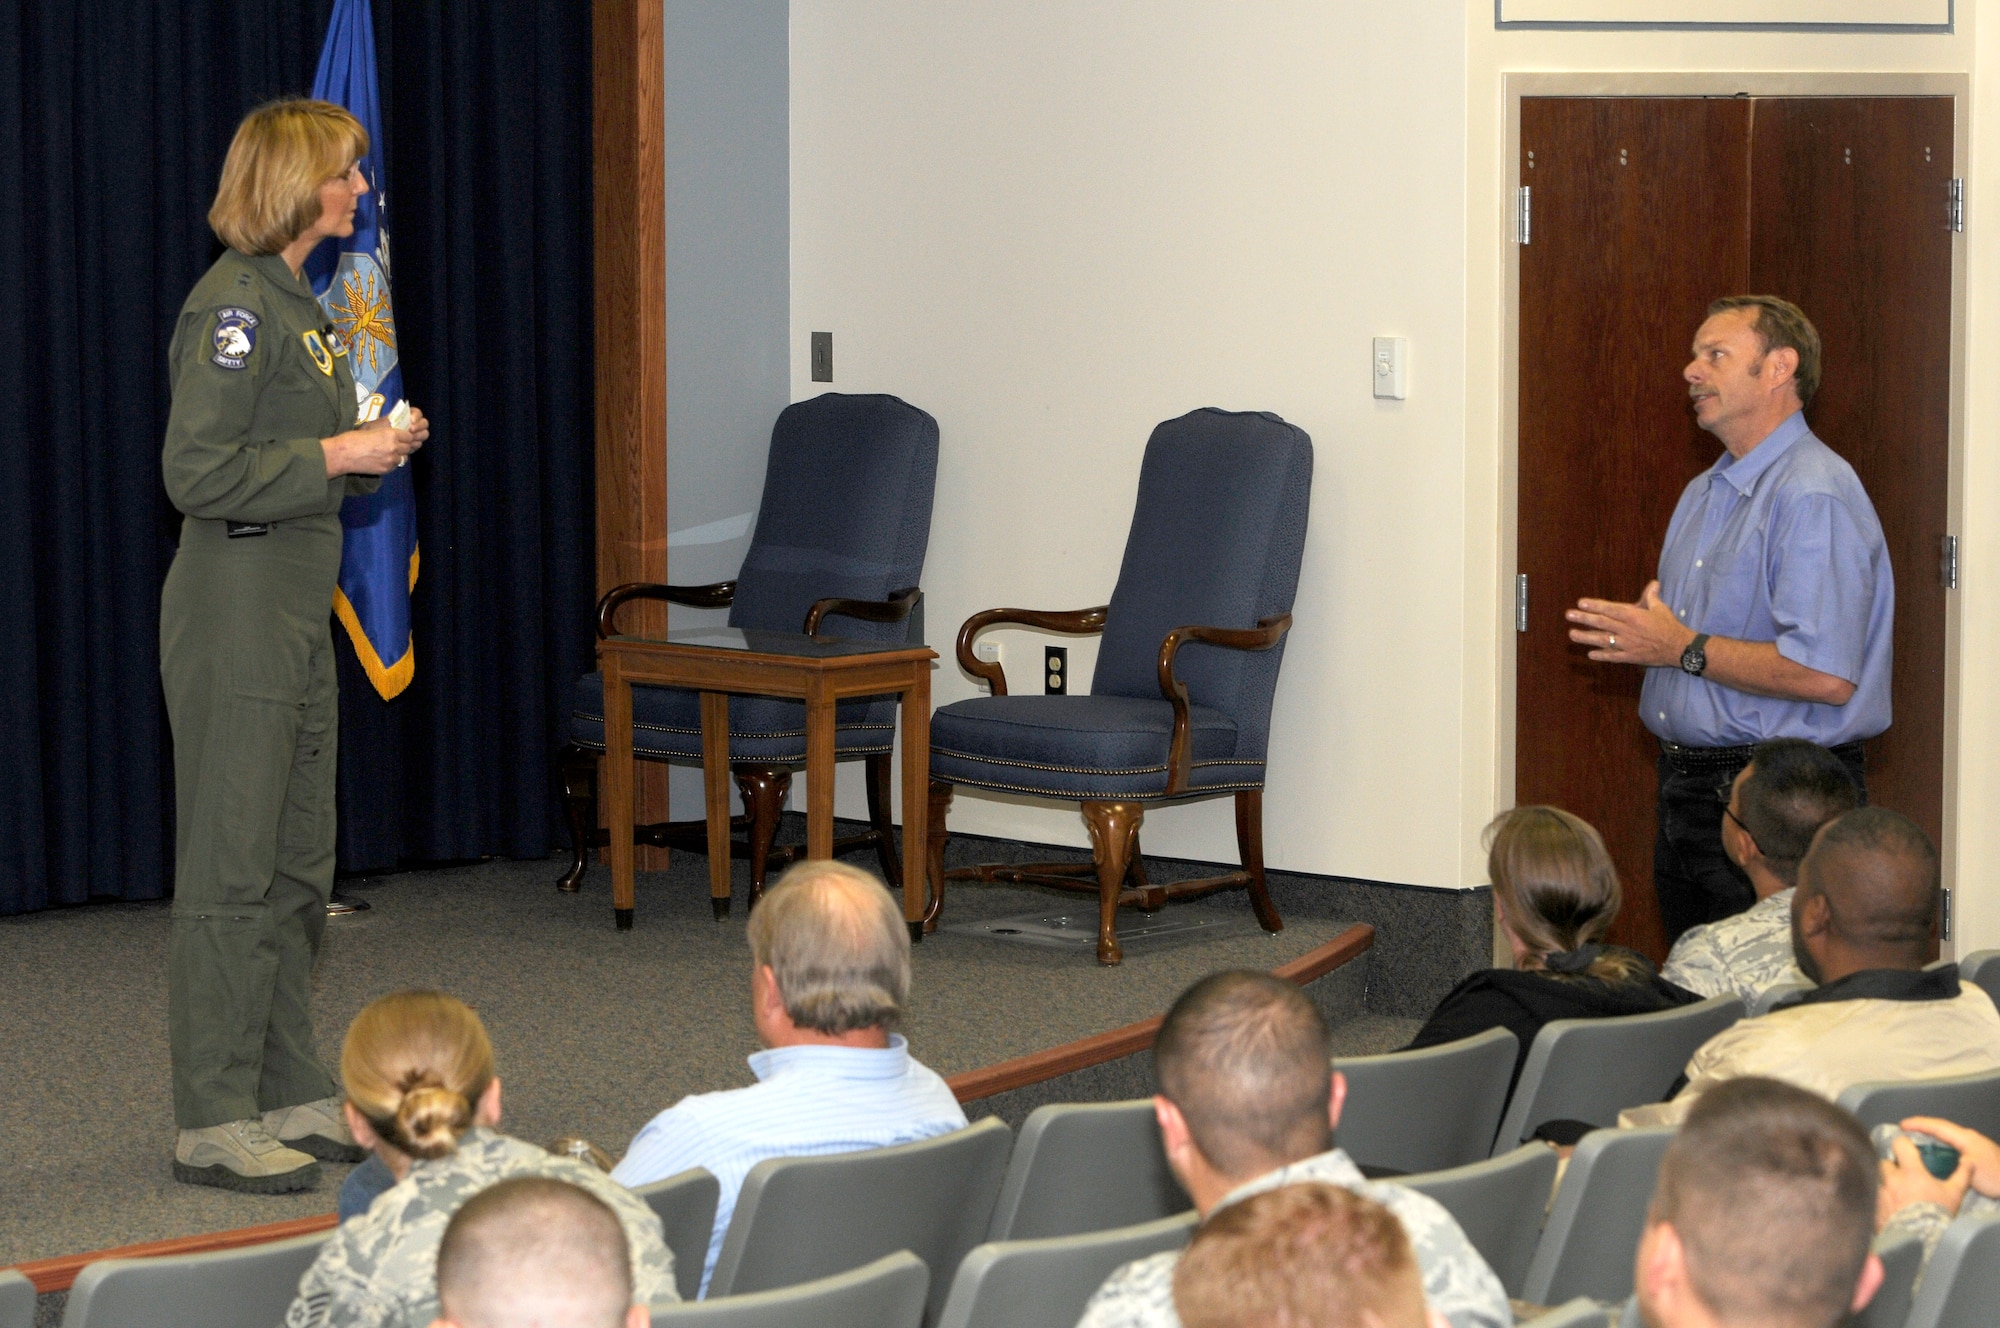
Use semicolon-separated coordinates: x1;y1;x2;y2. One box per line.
15;950;2000;1328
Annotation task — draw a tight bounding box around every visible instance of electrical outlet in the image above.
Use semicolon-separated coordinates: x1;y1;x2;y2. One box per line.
810;331;833;382
1044;646;1068;695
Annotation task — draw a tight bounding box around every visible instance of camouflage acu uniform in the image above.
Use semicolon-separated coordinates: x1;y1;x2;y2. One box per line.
1883;1193;2000;1290
1659;888;1811;1007
1073;1148;1511;1328
284;1129;678;1328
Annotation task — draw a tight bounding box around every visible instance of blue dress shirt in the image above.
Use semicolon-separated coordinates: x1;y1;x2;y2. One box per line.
1639;412;1892;747
609;1033;967;1296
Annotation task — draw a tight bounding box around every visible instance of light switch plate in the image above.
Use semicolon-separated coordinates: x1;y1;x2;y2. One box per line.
1372;336;1407;400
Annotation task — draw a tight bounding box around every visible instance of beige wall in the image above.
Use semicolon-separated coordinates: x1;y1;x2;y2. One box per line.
789;3;1997;946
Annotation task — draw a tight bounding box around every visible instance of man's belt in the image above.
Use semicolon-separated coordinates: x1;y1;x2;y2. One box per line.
1660;738;1867;776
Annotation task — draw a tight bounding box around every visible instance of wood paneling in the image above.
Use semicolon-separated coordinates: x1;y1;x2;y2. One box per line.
592;0;670;858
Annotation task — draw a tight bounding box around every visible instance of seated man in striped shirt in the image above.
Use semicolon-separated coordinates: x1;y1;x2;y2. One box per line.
610;860;967;1296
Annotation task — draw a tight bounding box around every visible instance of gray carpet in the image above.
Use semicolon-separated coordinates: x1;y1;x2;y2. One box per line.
0;849;1413;1268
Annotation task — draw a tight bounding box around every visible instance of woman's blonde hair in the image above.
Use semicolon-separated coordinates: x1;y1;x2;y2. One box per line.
209;98;367;255
1487;806;1647;983
342;990;494;1161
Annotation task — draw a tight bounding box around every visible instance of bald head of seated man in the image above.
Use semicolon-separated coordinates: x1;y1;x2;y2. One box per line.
1623;807;2000;1130
1636;1077;1883;1328
1172;1183;1448;1328
431;1177;646;1328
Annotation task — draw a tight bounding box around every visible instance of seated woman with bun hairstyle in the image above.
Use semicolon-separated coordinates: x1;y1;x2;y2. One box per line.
1404;806;1700;1098
284;991;677;1328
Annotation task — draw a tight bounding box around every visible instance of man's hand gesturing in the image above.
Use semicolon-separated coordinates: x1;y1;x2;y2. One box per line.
1567;580;1697;668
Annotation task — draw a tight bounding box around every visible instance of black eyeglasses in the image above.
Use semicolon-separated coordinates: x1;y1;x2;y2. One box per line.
1722;802;1763;855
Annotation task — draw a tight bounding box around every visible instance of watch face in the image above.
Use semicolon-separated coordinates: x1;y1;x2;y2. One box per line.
1682;639;1706;675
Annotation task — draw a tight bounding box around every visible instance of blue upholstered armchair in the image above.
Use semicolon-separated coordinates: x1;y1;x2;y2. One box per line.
926;408;1312;964
559;393;939;912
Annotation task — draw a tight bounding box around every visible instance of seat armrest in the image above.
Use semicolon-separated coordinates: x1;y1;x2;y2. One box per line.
1156;614;1293;793
954;606;1110;695
803;587;923;637
596;580;737;638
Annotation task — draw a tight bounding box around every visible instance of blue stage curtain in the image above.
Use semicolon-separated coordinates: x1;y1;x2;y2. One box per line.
0;0;596;911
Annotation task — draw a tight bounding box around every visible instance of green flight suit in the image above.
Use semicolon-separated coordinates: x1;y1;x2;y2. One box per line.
160;248;379;1129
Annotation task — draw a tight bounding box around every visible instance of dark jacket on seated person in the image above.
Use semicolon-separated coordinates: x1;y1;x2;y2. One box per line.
1406;943;1702;1091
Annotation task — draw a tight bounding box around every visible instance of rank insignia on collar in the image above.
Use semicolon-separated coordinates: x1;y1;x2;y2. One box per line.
212;307;259;369
302;329;335;376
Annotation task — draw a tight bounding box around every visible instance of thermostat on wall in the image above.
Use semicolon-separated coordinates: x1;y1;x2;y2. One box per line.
1372;337;1408;400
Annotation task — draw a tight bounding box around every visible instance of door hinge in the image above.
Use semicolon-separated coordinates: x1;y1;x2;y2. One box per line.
1948;178;1965;233
1941;887;1953;942
1516;186;1532;245
1516;574;1529;632
1942;534;1960;590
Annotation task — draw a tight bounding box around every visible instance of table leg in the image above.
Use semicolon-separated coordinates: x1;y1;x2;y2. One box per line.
805;677;836;859
604;658;636;930
700;691;732;918
900;662;931;940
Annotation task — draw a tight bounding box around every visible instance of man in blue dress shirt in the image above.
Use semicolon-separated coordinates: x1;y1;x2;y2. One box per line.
1567;296;1892;944
610;859;967;1296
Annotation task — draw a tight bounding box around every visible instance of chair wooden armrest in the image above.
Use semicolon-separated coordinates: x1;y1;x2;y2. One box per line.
595;580;737;639
804;587;922;638
1156;614;1293;793
954;606;1110;695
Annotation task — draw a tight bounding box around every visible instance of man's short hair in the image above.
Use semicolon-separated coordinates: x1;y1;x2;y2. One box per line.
1172;1183;1427;1328
1649;1077;1875;1328
1800;806;1939;955
1154;972;1332;1177
436;1177;633;1328
746;859;909;1035
1707;295;1823;407
1739;740;1861;884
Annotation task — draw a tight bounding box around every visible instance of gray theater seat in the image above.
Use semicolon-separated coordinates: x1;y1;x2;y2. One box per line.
1493;996;1744;1153
651;1252;927;1328
633;1167;722;1303
985;1100;1188;1243
1904;1211;2000;1328
1958;950;2000;1007
1520;1127;1676;1307
0;1271;34;1328
1855;1227;1927;1328
708;1117;1013;1324
59;1229;329;1328
1402;1143;1562;1297
1335;1027;1519;1175
936;1212;1198;1328
1838;1068;2000;1140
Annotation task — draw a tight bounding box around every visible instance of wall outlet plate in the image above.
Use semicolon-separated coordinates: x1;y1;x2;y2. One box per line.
1044;645;1068;695
810;331;833;382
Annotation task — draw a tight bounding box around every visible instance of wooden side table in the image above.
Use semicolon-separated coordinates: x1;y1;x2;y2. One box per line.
596;627;937;935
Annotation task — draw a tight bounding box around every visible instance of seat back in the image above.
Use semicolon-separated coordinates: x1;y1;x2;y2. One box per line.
0;1270;34;1328
1836;1067;2000;1140
728;393;939;640
1493;996;1744;1154
59;1230;329;1328
708;1116;1013;1321
1854;1227;1927;1328
1749;982;1810;1016
985;1100;1189;1243
1402;1144;1562;1298
1519;1127;1676;1306
1519;1299;1615;1328
1090;409;1313;762
1955;950;2000;1008
1335;1027;1520;1176
634;1167;723;1303
651;1251;928;1328
936;1213;1198;1328
1905;1210;2000;1328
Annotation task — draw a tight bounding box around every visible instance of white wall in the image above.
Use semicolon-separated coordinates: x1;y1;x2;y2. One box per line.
790;1;1473;883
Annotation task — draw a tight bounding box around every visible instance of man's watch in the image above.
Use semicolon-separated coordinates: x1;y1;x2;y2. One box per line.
1680;632;1711;677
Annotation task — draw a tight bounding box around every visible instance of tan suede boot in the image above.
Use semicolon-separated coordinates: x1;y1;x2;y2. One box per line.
264;1096;368;1162
173;1119;321;1193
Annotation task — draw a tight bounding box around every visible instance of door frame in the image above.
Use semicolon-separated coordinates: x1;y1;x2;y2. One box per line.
1496;71;1970;949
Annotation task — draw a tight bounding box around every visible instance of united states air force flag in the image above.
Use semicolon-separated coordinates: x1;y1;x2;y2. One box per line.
308;0;417;699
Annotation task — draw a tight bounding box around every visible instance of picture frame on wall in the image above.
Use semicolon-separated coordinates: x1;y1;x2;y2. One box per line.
1496;0;1950;26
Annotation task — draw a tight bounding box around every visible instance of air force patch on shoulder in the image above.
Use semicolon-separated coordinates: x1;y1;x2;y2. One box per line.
212;307;259;369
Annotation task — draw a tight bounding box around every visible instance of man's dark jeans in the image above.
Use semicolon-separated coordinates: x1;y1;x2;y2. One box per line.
1653;741;1867;946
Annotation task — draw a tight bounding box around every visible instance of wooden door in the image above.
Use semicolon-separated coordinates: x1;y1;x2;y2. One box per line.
1516;97;1954;958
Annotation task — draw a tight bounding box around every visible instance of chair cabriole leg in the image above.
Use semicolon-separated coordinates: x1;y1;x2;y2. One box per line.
734;766;792;909
1237;788;1282;933
923;780;954;937
556;744;598;892
865;752;901;888
1083;801;1144;965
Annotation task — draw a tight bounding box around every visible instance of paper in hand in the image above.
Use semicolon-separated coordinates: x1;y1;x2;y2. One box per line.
388;399;413;431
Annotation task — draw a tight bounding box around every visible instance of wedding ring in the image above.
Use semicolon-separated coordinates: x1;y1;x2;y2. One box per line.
1608;635;1617;647
397;456;407;468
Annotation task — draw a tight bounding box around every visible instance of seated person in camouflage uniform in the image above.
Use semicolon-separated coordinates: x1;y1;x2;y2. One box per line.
1633;1077;1884;1328
432;1177;648;1328
1171;1183;1448;1328
1076;972;1509;1328
1876;1114;2000;1276
284;991;676;1328
1660;739;1859;1007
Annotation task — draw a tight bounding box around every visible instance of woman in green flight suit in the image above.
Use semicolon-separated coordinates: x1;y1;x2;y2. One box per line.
162;99;428;1191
